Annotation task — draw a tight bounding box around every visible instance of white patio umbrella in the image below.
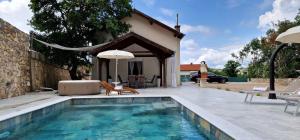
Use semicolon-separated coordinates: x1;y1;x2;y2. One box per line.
276;25;300;43
97;50;134;83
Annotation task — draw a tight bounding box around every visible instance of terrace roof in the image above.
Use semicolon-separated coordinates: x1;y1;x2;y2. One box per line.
90;32;174;59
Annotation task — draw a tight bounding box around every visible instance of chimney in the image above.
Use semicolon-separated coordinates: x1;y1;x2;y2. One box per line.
175;13;180;32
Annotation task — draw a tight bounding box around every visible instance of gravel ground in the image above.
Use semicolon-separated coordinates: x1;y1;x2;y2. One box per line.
193;82;287;93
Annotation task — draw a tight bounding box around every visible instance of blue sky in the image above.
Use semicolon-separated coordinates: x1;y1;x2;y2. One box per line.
0;0;299;68
131;0;299;68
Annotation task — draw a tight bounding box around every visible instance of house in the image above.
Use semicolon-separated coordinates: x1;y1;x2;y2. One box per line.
91;9;184;87
180;63;200;82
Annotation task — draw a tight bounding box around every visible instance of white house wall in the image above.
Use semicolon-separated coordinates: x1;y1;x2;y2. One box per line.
123;13;181;85
123;14;179;52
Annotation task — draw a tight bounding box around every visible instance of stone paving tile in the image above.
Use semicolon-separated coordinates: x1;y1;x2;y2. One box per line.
0;83;299;140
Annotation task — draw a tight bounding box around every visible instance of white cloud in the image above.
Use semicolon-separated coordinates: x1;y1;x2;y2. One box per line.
258;0;300;30
158;18;215;36
142;0;155;6
194;45;244;69
181;39;246;68
0;0;32;33
160;8;174;17
181;39;199;52
181;24;215;35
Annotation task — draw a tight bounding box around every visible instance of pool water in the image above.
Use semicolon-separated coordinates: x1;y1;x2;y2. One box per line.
5;102;208;140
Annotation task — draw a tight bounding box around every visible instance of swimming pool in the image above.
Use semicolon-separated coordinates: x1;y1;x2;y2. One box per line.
0;97;233;140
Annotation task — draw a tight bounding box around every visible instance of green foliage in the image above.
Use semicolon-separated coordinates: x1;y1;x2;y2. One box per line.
233;10;300;78
29;0;132;79
223;60;241;77
208;68;226;76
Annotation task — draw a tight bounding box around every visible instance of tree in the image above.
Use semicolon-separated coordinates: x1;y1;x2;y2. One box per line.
223;60;241;77
208;68;226;76
29;0;132;79
233;10;300;78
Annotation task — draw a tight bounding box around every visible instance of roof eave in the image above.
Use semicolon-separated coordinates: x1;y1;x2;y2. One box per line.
133;9;184;39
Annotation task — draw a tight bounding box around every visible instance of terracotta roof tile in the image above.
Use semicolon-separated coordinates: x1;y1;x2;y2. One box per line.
180;64;200;71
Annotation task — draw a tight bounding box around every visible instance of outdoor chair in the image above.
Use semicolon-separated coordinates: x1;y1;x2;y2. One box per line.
128;75;137;88
100;81;139;96
146;75;156;88
137;75;145;88
118;75;128;86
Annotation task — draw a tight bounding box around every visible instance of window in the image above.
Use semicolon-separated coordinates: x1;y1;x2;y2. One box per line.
128;61;143;75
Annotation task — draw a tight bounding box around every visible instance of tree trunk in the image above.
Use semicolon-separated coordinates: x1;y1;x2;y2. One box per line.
69;65;80;80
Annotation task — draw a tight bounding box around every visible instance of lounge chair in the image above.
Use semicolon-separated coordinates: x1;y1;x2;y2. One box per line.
277;89;300;116
100;81;139;96
241;78;300;103
241;86;269;103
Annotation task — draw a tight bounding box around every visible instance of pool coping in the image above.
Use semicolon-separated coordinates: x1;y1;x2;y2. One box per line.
0;95;262;140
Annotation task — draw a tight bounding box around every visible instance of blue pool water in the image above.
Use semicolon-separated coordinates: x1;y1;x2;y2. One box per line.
5;102;208;140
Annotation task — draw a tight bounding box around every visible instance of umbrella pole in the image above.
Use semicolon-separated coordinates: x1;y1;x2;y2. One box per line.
115;59;118;82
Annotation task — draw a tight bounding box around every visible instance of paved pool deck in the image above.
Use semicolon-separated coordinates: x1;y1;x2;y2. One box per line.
0;83;299;140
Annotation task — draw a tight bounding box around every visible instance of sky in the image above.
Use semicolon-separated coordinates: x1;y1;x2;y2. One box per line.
1;0;300;68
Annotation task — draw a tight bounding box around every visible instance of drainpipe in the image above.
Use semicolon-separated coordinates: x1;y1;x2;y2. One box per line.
269;43;287;99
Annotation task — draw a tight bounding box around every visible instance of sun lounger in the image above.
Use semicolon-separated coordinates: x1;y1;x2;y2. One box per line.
58;80;101;96
241;86;269;103
100;81;139;96
277;90;300;116
242;78;300;103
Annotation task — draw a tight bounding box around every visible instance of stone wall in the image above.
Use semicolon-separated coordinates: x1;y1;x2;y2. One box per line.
30;52;70;90
0;18;30;98
0;18;70;99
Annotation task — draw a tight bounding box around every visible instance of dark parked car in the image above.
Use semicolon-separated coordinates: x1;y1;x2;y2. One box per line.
190;72;228;83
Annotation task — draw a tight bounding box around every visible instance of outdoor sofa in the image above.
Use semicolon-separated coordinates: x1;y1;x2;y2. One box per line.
58;80;101;96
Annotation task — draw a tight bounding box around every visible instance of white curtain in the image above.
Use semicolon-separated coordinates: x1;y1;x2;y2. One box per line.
129;62;134;75
168;56;177;87
137;62;142;75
